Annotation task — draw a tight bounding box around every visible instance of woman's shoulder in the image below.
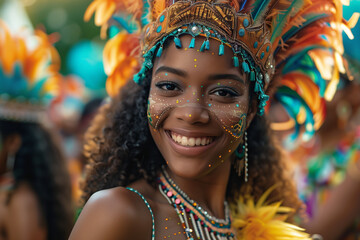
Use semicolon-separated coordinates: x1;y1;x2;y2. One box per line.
70;186;154;240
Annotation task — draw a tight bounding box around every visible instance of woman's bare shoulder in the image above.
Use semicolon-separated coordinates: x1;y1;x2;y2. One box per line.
69;186;153;240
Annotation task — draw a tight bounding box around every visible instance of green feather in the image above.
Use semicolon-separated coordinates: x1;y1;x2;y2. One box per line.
270;0;306;44
251;0;272;23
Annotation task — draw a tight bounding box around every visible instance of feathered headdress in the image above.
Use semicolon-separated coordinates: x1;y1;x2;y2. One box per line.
0;20;61;122
84;0;357;137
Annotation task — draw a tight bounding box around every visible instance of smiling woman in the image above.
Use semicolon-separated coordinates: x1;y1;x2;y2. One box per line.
69;0;351;239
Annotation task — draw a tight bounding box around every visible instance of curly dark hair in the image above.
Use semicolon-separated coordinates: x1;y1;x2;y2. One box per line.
81;71;302;216
0;120;74;240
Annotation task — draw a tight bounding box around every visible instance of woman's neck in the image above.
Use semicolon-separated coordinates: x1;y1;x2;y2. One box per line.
163;161;231;220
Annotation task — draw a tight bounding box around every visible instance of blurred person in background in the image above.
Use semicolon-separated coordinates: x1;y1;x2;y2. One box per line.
269;60;360;239
0;21;73;239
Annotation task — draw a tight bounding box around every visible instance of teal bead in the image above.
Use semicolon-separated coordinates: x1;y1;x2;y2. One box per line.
260;52;265;59
266;46;270;52
159;15;165;23
156;25;162;33
239;28;245;37
254;42;258;48
243;19;249;27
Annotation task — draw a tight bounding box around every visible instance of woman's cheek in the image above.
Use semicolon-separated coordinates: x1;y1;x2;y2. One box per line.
147;96;174;129
208;104;247;139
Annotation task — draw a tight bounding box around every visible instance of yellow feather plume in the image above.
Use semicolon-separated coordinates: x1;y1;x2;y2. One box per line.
231;186;311;240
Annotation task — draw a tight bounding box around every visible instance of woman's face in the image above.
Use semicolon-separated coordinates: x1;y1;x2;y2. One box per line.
148;35;253;178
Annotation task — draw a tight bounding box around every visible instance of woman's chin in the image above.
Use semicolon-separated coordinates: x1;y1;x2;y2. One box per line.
165;158;222;180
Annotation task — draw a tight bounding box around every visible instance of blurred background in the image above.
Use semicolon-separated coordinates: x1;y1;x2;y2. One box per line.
0;0;359;239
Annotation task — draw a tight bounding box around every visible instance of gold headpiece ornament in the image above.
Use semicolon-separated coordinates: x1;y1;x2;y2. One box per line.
85;0;358;138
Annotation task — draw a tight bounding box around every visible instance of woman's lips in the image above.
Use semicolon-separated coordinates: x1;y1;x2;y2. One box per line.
165;130;218;157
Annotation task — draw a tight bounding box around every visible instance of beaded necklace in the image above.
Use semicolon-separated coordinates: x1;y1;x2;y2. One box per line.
159;168;235;240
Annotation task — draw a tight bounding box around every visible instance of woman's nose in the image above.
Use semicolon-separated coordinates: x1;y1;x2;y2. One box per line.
173;104;210;125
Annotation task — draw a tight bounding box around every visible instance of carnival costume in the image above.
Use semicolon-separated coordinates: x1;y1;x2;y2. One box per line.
85;0;355;239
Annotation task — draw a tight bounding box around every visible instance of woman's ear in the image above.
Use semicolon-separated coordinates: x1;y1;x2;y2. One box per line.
246;97;258;129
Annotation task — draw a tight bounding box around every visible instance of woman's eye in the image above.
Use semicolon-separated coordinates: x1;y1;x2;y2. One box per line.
155;82;180;91
213;89;239;97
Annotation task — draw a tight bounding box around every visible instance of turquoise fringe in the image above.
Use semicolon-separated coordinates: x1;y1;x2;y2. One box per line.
233;56;239;67
156;46;163;57
189;38;195;48
205;39;210;50
200;40;206;52
250;71;255;81
242;61;250;73
174;37;182;48
219;44;224;56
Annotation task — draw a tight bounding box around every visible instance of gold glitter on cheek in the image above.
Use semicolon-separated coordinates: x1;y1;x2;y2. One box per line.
194;59;197;62
194;65;197;68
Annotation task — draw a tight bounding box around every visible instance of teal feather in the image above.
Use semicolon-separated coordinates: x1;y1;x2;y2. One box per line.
282;13;329;42
270;0;307;44
251;0;272;23
140;0;151;27
28;78;48;99
112;15;139;34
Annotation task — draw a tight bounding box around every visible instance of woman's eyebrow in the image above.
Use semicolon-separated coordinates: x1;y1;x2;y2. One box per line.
208;74;245;84
154;66;187;77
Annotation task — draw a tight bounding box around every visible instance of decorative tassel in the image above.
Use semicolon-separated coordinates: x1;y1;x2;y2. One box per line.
233;56;239;67
242;61;250;73
174;37;182;48
254;81;260;92
250;71;255;81
219;43;224;56
156;45;163;57
200;40;207;52
205;39;210;50
189;37;195;48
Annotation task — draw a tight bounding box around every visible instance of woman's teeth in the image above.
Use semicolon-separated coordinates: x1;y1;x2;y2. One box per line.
170;132;214;147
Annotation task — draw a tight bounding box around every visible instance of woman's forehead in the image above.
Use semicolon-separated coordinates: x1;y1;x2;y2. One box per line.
153;35;246;79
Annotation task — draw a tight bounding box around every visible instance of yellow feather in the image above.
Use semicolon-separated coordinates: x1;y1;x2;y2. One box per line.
231;186;311;240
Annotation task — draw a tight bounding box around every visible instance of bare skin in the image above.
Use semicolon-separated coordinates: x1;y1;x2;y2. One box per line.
0;135;46;240
69;35;255;239
0;183;46;240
